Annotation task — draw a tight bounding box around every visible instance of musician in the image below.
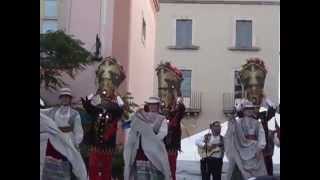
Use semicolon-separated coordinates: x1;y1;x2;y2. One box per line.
195;121;224;180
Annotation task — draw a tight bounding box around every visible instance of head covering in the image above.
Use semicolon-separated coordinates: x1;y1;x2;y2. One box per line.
176;97;183;104
144;96;161;104
59;87;73;97
259;106;268;113
242;99;257;109
210;121;221;127
236;99;258;111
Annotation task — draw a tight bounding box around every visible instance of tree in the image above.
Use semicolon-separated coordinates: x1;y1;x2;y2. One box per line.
40;30;93;90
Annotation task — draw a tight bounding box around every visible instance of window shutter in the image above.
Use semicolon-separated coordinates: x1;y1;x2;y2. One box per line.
181;70;192;97
176;20;192;47
236;20;252;48
44;0;58;18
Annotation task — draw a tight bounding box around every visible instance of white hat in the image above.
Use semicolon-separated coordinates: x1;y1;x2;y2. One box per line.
177;97;183;104
144;96;161;104
238;99;257;110
59;87;73;97
259;106;268;113
243;100;257;109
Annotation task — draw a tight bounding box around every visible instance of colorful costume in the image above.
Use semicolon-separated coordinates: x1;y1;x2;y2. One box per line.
82;95;123;180
156;62;185;180
239;58;277;176
164;100;185;180
81;57;126;180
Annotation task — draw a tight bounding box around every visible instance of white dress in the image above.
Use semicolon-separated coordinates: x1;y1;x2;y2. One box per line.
224;116;267;180
40;109;88;180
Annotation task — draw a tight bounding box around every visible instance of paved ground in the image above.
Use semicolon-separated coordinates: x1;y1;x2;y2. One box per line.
176;160;280;180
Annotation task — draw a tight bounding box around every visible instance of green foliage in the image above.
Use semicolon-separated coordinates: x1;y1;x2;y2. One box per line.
40;31;93;90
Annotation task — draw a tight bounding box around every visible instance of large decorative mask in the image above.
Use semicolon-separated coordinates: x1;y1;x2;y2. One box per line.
156;62;183;113
239;58;267;106
95;57;126;97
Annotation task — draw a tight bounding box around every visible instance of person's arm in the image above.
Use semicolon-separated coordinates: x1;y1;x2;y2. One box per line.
195;136;205;148
156;119;168;140
81;97;101;119
72;113;84;148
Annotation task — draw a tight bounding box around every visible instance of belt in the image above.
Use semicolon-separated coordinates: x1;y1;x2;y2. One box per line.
90;146;115;154
245;135;257;140
59;126;73;133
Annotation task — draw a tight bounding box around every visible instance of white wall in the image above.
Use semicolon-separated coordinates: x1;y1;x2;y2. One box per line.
155;3;280;135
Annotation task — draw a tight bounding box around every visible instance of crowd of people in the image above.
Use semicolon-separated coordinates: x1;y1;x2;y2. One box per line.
40;87;280;180
40;58;279;180
40;88;186;180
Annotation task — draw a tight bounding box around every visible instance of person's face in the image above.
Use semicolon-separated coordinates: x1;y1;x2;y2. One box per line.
210;124;221;135
148;103;160;113
60;95;72;106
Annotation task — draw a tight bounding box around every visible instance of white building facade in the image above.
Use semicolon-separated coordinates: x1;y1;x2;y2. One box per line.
155;0;280;137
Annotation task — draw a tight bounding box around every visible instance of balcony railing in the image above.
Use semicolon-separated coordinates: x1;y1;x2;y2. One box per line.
183;91;201;116
223;93;235;115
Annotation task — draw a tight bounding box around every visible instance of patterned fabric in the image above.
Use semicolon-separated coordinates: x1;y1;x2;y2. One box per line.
124;111;171;180
134;160;164;180
168;151;178;180
42;157;71;180
225;117;267;180
164;103;185;151
89;149;113;180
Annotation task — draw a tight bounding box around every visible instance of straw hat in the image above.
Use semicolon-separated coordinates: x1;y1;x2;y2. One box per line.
59;87;73;97
144;96;161;104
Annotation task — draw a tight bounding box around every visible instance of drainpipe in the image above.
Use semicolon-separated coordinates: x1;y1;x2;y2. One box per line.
67;0;73;33
99;0;107;57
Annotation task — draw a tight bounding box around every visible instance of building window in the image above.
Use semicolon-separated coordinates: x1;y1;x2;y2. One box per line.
234;70;243;99
176;19;192;47
181;70;192;97
42;20;58;33
235;20;252;49
142;18;146;45
44;0;57;18
42;0;58;33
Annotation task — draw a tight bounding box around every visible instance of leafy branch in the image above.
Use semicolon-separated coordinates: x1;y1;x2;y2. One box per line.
40;31;93;90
